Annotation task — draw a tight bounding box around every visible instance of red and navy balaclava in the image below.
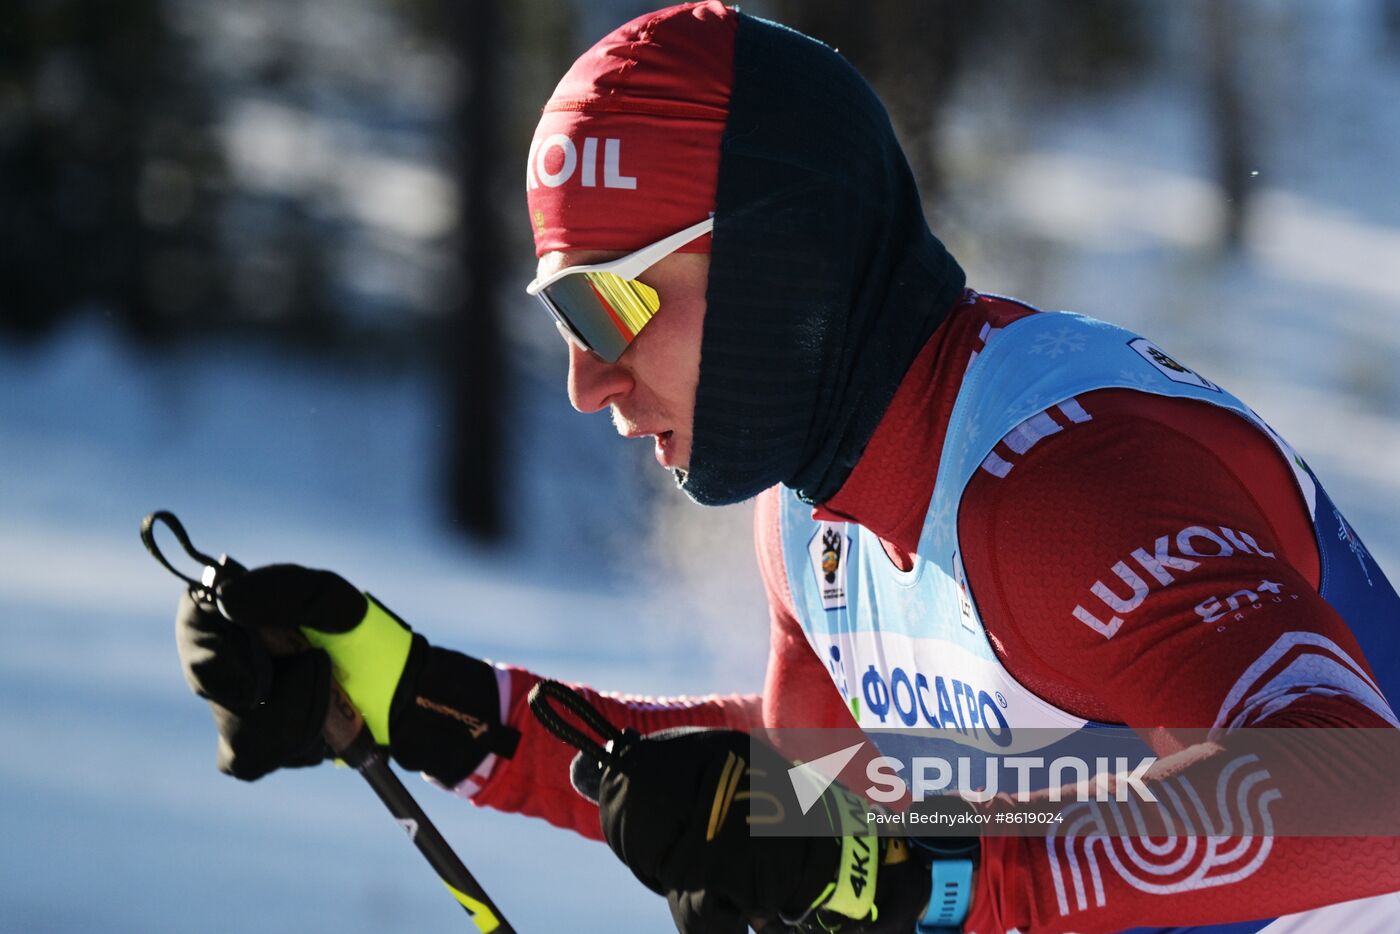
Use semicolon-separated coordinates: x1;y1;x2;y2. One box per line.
527;2;966;506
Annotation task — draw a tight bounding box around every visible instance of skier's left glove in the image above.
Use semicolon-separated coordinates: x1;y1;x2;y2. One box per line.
596;728;932;933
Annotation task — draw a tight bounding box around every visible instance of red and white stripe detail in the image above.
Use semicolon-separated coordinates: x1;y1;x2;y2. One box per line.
1212;631;1398;733
980;398;1094;479
967;321;1004;369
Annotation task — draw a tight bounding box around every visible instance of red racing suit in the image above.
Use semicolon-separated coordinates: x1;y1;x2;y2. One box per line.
464;292;1400;932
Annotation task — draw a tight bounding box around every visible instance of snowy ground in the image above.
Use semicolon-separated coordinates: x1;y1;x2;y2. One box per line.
5;14;1400;934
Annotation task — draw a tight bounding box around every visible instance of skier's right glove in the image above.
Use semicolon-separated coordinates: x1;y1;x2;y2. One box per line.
595;728;935;933
175;564;518;783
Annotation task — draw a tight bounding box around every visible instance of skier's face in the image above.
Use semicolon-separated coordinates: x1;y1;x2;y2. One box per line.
536;249;709;472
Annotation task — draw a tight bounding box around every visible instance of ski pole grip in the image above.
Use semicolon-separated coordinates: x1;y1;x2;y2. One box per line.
249;622;368;757
322;681;370;757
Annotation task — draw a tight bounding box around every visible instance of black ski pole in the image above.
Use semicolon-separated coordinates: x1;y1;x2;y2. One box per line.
141;510;517;934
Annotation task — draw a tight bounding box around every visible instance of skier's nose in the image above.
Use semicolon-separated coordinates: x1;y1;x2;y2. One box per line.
567;342;633;413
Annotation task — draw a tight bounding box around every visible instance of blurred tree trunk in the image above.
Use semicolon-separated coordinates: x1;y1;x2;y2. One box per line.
446;0;504;539
1386;0;1400;50
0;0;220;339
1203;0;1252;250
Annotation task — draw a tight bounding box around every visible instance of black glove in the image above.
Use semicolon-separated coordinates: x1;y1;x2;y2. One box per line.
595;728;932;933
176;564;518;783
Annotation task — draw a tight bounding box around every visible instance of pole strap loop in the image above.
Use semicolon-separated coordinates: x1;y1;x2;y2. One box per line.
527;679;628;772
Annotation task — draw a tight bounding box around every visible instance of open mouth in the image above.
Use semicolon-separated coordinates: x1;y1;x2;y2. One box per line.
654;430;675;467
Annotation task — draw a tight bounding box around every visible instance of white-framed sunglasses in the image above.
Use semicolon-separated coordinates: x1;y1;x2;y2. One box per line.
525;216;714;363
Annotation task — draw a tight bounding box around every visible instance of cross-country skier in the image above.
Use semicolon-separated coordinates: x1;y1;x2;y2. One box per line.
174;3;1400;931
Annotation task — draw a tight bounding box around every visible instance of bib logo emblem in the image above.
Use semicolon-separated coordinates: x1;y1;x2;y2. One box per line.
809;524;851;611
1128;337;1220;392
821;528;842;582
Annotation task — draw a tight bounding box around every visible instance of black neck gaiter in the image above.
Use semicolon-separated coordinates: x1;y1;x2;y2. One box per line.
680;13;966;507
